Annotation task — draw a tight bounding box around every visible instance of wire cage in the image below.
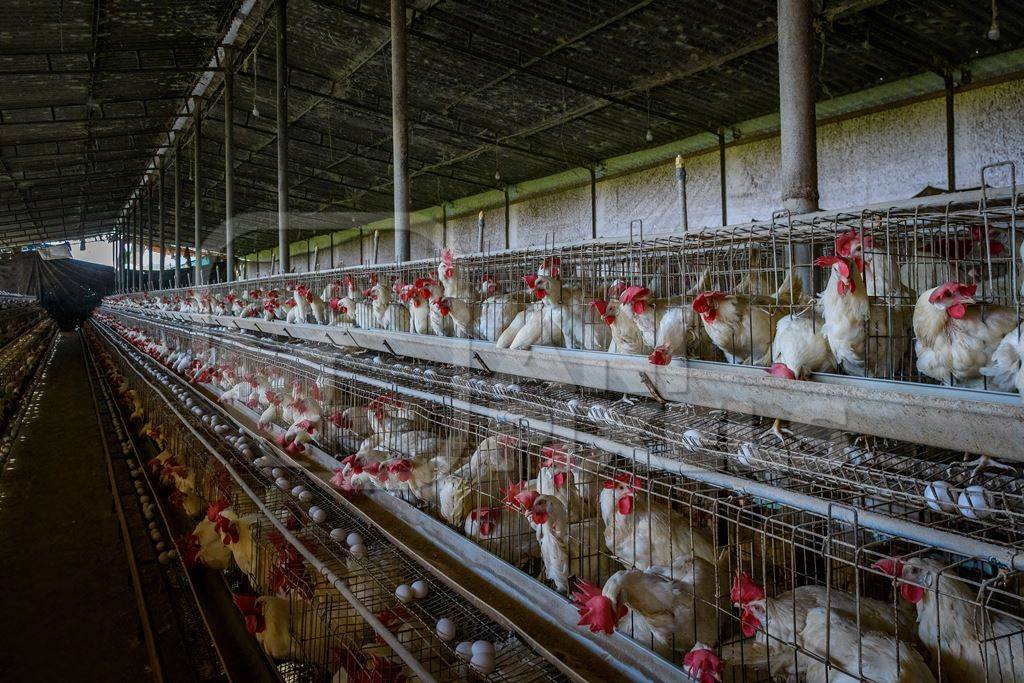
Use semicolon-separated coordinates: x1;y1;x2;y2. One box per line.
90;317;569;683
95;310;1024;682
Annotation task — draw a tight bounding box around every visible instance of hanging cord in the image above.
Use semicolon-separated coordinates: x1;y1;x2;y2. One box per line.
988;0;1001;41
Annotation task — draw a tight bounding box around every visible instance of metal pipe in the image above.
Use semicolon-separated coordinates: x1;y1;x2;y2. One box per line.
225;47;236;283
373;229;380;265
390;0;411;263
441;205;447;248
477;210;485;252
193;98;204;286
158;158;165;290
503;188;511;249
676;154;689;232
717;130;727;226
135;200;142;291
589;167;598;239
276;0;291;275
944;72;956;192
147;179;153;290
174;140;181;288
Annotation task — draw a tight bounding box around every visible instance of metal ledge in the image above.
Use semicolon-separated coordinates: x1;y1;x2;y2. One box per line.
119;308;1024;461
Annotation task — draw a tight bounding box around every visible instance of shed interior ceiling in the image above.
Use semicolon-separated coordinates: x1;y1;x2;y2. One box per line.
1;0;1021;253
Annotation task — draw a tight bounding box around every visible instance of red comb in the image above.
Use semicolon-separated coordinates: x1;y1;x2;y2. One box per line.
730;572;765;605
572;579;625;635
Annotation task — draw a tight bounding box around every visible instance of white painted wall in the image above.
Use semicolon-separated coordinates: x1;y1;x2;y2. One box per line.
284;77;1024;269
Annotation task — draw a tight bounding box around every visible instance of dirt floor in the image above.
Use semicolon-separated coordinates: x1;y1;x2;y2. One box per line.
0;332;151;681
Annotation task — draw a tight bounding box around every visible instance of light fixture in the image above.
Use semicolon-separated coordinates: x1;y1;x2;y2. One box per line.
988;0;1000;40
645;129;654;143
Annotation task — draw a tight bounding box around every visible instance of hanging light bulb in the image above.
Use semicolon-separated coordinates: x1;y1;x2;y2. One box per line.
988;0;1001;40
645;129;654;143
494;168;501;182
252;101;260;118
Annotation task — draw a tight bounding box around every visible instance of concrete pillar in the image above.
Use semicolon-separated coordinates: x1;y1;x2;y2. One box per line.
390;0;410;263
224;46;236;282
174;139;181;288
777;0;819;214
158;158;165;289
944;73;956;192
194;96;203;286
276;0;290;274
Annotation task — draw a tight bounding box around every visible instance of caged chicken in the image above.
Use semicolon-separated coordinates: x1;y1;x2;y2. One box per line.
511;490;619;594
692;267;801;366
599;473;719;573
720;572;920;682
816;253;909;377
233;593;308;660
981;323;1024;401
875;555;1024;682
572;562;719;659
913;282;1019;387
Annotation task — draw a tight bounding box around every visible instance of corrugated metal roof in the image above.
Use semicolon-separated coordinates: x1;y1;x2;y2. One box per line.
0;0;1021;253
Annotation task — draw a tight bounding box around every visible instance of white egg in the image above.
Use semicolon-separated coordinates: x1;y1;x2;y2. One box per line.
736;442;759;468
156;541;166;551
148;521;158;530
158;552;170;564
682;429;703;451
150;530;161;541
346;532;363;547
349;543;366;558
241;448;253;459
435;618;456;641
330;528;346;542
455;642;473;660
143;510;154;521
310;507;328;523
299;491;314;503
167;549;178;559
272;467;284;478
470;651;495;675
958;485;996;520
923;480;959;514
291;485;304;497
471;640;494;656
395;584;413;603
410;580;428;599
275;477;290;490
139;495;150;504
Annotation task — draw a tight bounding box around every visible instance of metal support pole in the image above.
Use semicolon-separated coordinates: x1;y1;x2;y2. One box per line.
147;178;153;290
477;211;485;252
276;0;291;275
589;167;598;239
193;97;204;286
944;72;956;192
329;232;334;268
136;199;142;291
676;154;689;232
174;139;181;288
441;206;447;248
390;0;410;263
156;156;164;286
503;189;510;249
225;47;236;283
778;0;819;294
718;130;727;226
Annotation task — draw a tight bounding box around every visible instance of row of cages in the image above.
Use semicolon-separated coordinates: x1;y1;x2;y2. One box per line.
110;180;1024;398
0;319;54;415
87;322;569;683
0;296;45;348
95;309;1024;682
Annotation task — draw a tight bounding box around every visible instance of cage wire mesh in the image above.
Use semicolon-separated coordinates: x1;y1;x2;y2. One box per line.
93;309;1024;682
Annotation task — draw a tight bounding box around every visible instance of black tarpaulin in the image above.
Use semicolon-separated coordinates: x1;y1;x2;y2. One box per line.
0;252;114;328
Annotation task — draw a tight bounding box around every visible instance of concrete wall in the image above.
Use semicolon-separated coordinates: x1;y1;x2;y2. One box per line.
281;77;1024;270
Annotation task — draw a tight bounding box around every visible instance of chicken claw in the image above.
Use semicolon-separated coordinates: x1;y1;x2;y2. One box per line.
763;417;793;445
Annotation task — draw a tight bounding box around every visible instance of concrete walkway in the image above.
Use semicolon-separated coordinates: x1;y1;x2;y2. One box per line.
0;332;150;682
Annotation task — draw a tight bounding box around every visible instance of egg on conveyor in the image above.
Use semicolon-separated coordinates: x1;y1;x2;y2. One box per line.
682;429;703;451
275;477;291;490
349;543;366;558
411;580;428;599
395;584;414;604
291;485;304;497
923;480;958;514
958;485;996;520
330;528;346;542
736;442;759;468
309;506;328;523
455;641;473;660
346;532;363;547
470;649;495;675
299;491;313;504
435;618;456;641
